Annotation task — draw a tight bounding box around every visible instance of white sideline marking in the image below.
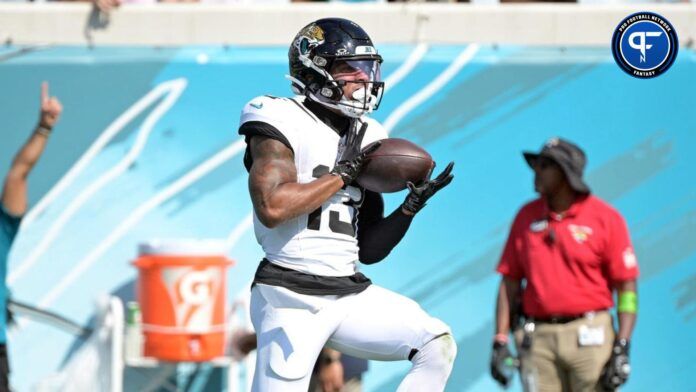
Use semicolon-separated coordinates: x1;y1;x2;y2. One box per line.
383;44;480;132
38;139;247;309
21;79;188;229
225;213;254;252
9;79;188;285
383;43;428;93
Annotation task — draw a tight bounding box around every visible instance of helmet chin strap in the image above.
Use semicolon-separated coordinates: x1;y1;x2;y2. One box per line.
286;75;306;95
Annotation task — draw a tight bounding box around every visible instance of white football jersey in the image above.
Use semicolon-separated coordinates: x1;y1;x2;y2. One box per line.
240;95;388;277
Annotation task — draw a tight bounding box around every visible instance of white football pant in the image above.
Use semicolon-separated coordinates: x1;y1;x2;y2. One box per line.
250;283;457;392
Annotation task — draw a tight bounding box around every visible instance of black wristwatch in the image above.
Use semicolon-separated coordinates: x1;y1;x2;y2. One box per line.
615;338;630;350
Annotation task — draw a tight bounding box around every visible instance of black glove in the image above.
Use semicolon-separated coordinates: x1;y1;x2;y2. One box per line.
600;339;631;391
401;162;454;214
331;122;380;185
490;341;516;387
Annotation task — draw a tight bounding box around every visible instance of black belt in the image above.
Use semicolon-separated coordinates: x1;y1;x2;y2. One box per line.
530;315;583;324
526;310;607;325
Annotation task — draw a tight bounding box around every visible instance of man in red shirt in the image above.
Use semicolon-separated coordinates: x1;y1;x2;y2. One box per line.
490;138;639;391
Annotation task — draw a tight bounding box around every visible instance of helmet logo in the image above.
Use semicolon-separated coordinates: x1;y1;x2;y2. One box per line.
298;38;311;55
295;24;325;56
336;48;349;56
305;24;325;42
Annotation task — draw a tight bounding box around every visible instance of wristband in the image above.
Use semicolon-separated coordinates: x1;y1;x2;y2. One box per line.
35;125;52;137
494;333;509;344
617;291;638;314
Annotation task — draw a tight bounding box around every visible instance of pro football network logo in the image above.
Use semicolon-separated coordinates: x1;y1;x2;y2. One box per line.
611;12;678;79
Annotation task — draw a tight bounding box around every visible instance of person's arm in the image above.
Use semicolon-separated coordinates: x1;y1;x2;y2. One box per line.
490;277;521;387
491;213;525;387
601;209;639;390
615;279;637;341
357;191;413;264
600;279;637;390
248;136;344;228
495;277;521;339
604;212;639;339
2;82;61;216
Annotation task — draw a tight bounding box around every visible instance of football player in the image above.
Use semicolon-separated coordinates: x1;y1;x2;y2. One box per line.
238;18;456;392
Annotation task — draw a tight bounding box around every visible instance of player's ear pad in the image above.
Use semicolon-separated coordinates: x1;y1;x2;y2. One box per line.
256;285;328;380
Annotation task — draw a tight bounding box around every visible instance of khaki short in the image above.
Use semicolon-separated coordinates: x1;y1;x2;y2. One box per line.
514;311;614;392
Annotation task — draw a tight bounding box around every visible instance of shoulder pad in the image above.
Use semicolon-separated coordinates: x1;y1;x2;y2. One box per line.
240;95;297;128
242;95;283;117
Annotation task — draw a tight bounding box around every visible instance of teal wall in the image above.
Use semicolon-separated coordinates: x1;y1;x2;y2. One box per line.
1;45;694;391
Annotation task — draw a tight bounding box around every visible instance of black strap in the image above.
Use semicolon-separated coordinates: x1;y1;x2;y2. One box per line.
252;259;372;295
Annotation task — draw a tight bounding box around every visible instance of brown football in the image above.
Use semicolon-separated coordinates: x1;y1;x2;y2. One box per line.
357;138;434;193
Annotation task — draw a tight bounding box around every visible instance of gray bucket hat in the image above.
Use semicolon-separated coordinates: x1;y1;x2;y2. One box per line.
523;137;591;194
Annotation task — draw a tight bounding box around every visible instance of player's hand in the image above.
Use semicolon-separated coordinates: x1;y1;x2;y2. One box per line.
330;122;380;185
39;82;62;129
490;341;515;387
401;161;454;215
319;360;344;392
600;339;631;391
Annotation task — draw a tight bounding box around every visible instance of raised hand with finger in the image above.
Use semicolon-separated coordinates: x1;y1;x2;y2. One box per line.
37;82;63;136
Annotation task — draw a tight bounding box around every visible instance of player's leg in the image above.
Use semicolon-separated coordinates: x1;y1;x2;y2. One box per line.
326;285;456;392
249;284;337;392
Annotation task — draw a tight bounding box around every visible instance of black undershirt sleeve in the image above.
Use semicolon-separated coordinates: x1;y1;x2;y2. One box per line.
238;121;293;172
357;190;414;264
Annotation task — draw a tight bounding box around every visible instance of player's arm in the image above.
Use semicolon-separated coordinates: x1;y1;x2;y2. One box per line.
357;161;455;264
2;82;61;216
248;136;345;228
357;191;413;264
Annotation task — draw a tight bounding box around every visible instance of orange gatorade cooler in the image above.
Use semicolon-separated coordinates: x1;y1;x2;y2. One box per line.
133;240;234;362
